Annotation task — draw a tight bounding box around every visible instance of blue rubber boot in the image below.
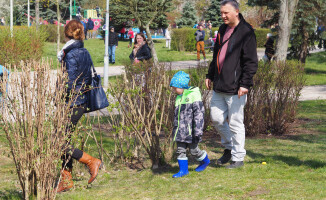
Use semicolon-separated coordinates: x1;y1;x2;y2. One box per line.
172;158;189;178
195;152;210;172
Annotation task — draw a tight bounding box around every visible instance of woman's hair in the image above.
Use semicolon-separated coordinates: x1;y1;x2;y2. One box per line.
65;20;85;40
134;33;147;45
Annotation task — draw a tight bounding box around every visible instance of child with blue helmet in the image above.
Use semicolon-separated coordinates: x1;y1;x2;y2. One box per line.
170;71;210;178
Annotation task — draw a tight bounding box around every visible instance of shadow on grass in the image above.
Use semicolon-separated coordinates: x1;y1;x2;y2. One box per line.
283;133;326;145
304;68;326;75
0;189;22;200
247;150;326;169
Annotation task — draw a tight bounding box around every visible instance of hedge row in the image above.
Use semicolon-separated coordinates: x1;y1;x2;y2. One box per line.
40;24;65;43
171;27;271;51
0;26;47;66
170;28;197;51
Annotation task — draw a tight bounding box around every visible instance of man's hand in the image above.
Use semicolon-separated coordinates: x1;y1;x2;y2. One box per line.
205;79;212;90
134;58;140;63
238;87;248;98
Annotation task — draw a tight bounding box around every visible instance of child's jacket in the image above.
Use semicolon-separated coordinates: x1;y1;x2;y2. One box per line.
173;87;205;143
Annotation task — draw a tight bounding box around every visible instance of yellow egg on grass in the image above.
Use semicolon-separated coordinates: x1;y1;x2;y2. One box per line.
262;162;267;165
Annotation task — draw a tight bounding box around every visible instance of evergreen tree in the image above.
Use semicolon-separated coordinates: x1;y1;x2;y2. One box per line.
13;0;70;25
205;0;222;27
109;2;133;31
151;13;169;29
289;0;326;63
176;1;198;27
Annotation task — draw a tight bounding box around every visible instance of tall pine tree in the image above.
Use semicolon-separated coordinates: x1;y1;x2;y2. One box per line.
205;0;223;27
176;1;197;27
289;0;326;63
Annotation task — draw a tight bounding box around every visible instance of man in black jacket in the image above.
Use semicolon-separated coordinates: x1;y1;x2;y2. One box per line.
205;0;258;169
108;26;119;64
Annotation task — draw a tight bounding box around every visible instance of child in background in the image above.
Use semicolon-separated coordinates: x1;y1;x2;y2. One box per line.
128;28;134;48
170;71;210;178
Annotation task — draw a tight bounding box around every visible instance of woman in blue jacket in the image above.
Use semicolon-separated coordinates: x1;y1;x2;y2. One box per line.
56;20;102;192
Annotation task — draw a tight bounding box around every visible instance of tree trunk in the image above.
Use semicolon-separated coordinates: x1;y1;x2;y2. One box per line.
57;0;61;54
145;25;159;65
299;23;309;64
275;0;299;61
150;135;161;169
35;0;40;29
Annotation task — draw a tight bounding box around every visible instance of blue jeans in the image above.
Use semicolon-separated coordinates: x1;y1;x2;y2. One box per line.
109;45;116;63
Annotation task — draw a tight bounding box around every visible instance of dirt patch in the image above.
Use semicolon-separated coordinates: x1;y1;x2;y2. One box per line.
245;118;323;140
247;188;269;197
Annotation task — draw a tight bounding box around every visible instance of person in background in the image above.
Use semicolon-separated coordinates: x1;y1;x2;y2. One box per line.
127;28;134;48
206;20;212;28
208;24;214;47
200;20;206;28
263;33;274;62
1;17;5;26
80;18;87;40
120;27;126;40
212;30;218;44
56;20;102;192
162;27;166;37
165;25;171;50
87;17;94;39
95;5;100;18
108;26;119;64
76;6;81;20
129;33;152;63
194;24;206;61
77;6;81;15
170;71;210;178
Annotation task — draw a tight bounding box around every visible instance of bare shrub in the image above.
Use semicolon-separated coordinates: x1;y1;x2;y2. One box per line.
245;61;305;136
107;62;175;169
0;60;75;199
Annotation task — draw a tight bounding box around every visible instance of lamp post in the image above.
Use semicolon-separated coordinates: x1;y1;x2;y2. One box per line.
103;0;109;87
70;0;72;20
10;0;13;36
28;0;30;27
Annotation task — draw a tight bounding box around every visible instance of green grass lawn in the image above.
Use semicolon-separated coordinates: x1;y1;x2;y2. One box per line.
304;51;326;85
1;100;325;199
43;39;212;68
